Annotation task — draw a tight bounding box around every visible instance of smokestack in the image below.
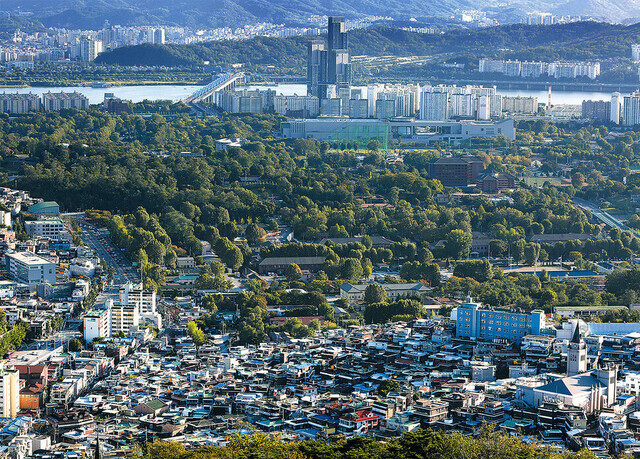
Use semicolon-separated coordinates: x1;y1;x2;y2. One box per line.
547;86;552;110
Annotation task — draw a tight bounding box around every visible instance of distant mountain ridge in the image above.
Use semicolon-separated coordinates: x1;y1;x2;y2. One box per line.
95;22;640;68
2;0;640;29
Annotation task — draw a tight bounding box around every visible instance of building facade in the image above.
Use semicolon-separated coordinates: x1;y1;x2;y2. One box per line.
454;298;545;343
24;218;65;239
5;252;56;286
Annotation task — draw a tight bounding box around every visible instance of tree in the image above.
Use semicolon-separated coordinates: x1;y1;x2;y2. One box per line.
364;284;388;305
377;378;401;396
201;294;218;313
318;302;334;319
195;273;216;290
446;229;472;259
187;321;206;350
69;338;83;352
453;260;493;283
524;242;541;266
245;223;267;245
341;258;363;281
571;172;585;188
210;260;225;276
285;263;303;282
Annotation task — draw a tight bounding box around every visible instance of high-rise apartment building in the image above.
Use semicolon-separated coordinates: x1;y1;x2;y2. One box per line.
419;91;449;120
0;364;19;418
581;100;611;122
611;92;622;124
623;92;640;126
78;38;103;62
0;92;40;114
153;28;166;45
42;91;89;111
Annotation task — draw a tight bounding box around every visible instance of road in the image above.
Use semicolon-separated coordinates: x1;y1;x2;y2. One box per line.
64;213;140;304
573;198;640;238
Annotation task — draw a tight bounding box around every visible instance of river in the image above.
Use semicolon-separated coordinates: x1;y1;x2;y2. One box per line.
0;84;617;105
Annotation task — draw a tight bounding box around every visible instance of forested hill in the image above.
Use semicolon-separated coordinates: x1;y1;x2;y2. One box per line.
95;21;640;68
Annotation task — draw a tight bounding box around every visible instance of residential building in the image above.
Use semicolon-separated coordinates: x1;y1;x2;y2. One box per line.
453;297;545;343
502;96;538;114
582;100;611;121
632;44;640;62
340;283;430;304
109;303;139;335
623;92;640;126
419;91;449;120
0;364;20;418
78;38;103;62
5;252;56;286
83;308;111;343
274;95;320;118
0;92;40;114
41;92;89;111
119;282;162;329
611;92;622;124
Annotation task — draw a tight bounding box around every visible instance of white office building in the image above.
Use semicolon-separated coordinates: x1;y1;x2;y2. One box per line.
24;218;65;239
5;252;56;286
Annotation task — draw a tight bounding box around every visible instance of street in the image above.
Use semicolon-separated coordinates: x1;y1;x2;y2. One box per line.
64;213;140;304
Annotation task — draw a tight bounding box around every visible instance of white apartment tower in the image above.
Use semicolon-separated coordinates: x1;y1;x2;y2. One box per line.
0;364;19;418
419;91;449;120
611;92;622;124
477;95;491;120
623;92;640;126
119;282;162;329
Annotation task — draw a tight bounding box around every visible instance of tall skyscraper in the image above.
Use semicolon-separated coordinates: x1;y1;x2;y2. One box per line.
327;17;351;91
307;40;328;99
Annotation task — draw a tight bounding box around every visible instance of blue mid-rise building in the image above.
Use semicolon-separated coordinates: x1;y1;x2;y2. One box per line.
453;297;545;343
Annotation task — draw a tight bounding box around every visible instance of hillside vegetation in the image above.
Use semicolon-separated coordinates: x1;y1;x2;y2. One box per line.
95;22;640;68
